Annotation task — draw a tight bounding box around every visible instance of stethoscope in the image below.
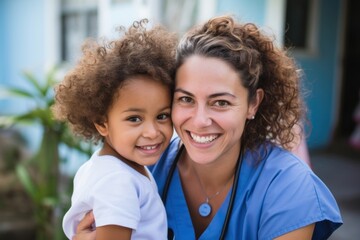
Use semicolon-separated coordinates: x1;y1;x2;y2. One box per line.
161;144;244;240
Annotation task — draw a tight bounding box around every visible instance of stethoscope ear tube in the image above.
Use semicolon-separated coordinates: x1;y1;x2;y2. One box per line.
161;145;184;205
219;146;244;240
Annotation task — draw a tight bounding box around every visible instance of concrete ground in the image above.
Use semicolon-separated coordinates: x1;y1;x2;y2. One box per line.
310;139;360;240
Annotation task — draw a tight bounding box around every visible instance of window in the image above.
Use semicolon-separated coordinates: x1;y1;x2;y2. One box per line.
283;0;318;53
284;0;310;48
265;0;318;54
61;1;98;62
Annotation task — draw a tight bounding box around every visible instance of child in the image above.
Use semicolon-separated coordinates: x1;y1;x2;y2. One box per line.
52;19;177;240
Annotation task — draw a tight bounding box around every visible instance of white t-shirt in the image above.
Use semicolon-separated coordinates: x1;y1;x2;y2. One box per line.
62;150;167;239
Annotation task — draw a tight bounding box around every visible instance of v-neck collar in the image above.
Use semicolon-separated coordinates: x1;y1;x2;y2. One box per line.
166;167;232;240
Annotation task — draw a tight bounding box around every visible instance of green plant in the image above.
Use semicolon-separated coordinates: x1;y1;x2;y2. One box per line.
0;67;93;240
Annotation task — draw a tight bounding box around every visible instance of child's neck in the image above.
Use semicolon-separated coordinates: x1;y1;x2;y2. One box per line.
99;141;149;179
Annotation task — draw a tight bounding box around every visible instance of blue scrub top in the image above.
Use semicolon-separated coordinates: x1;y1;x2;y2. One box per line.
150;137;343;240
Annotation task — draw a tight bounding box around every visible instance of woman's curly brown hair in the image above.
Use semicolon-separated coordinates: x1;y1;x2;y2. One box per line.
176;15;307;152
52;19;178;143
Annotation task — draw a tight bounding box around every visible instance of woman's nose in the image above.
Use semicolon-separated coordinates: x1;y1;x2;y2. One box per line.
192;106;212;127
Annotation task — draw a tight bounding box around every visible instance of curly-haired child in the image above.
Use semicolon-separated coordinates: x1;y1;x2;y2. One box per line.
52;19;177;240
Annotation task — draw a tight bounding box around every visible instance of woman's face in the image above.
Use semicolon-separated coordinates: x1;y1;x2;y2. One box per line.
172;55;262;165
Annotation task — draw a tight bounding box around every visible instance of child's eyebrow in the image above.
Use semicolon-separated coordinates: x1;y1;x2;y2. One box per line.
123;108;144;113
123;106;171;113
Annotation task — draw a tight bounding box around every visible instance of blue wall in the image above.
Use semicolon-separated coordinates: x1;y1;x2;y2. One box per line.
217;0;265;25
0;0;45;150
0;0;45;114
296;0;342;148
216;0;342;149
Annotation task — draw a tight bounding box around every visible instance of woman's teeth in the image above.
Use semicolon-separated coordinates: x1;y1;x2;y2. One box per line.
190;132;218;143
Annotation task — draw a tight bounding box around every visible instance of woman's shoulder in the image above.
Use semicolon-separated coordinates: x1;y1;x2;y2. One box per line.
248;144;342;239
259;143;311;173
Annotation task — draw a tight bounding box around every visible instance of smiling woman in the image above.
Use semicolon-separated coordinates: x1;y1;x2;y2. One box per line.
157;15;342;240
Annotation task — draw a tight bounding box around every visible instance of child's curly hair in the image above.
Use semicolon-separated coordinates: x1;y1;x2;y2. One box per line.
52;19;177;143
176;15;308;151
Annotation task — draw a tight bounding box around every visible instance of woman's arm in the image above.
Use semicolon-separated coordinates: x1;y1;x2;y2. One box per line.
73;211;96;240
274;223;315;240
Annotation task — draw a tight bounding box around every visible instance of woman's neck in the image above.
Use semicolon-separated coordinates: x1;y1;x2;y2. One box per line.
180;149;238;192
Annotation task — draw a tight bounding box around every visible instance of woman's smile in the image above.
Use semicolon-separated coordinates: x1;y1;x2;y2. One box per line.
189;131;219;144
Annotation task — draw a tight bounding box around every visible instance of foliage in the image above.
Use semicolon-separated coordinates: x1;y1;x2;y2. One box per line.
0;67;93;240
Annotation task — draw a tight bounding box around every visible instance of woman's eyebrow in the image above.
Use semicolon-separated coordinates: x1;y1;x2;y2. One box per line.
174;88;194;96
174;88;235;99
209;92;236;99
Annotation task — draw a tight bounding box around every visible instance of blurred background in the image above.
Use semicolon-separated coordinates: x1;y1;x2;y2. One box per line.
0;0;359;239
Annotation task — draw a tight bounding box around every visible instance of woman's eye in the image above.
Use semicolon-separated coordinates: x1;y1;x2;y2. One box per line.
214;100;230;107
179;96;193;103
157;113;170;120
127;116;141;122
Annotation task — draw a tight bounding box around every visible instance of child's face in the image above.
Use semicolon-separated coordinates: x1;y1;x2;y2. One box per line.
96;76;173;166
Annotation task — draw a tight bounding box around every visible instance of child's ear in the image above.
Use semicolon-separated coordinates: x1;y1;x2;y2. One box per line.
94;122;108;137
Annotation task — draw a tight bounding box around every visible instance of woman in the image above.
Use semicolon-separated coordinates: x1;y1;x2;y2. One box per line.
74;15;342;240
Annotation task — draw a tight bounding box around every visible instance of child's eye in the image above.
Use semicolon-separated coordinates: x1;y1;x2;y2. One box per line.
157;113;170;120
214;100;230;107
127;116;142;122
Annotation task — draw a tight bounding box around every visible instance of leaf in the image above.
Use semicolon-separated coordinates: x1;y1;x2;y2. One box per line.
0;86;35;99
16;164;37;201
23;71;46;97
0;116;17;127
42;196;58;207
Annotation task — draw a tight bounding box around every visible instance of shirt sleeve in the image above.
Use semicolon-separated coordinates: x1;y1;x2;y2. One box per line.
258;157;342;240
89;171;141;230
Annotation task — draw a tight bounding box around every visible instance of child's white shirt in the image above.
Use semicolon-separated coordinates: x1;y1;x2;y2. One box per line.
62;149;167;239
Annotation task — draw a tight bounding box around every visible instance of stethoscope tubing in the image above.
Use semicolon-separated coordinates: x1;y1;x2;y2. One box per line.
161;144;244;240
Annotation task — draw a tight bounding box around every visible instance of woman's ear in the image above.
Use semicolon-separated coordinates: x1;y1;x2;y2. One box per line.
94;122;109;137
247;88;264;119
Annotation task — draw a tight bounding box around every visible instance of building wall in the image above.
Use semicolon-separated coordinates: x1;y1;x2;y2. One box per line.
216;0;343;149
217;0;266;25
296;0;343;148
0;0;52;151
0;0;45;112
0;0;344;149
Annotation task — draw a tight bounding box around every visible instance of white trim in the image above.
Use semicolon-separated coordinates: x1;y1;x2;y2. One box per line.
44;0;61;71
197;0;217;23
98;0;112;37
265;0;286;48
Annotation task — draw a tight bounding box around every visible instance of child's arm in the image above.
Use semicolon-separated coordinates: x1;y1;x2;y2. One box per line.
96;225;132;240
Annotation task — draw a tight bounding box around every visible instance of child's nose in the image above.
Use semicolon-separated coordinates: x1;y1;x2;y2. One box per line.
143;122;159;139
